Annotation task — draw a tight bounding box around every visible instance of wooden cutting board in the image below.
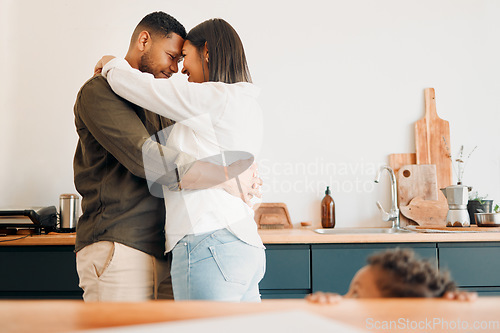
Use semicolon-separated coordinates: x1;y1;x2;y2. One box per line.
414;88;453;199
397;164;439;226
389;153;416;176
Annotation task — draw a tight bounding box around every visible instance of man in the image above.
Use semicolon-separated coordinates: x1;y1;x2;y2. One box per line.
74;12;258;302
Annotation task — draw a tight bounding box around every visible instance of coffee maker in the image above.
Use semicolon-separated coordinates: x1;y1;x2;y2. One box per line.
440;185;471;227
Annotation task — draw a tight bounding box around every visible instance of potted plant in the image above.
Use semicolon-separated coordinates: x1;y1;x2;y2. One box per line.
467;191;494;224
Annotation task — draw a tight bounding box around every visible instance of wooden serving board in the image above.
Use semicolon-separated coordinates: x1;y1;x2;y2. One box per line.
411;225;500;233
397;164;439;226
400;196;448;226
414;88;452;199
254;203;293;229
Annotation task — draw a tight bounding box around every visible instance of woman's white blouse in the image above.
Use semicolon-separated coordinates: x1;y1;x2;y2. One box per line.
102;58;264;252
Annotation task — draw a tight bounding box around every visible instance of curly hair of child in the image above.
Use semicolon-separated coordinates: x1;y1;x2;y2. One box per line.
368;248;456;297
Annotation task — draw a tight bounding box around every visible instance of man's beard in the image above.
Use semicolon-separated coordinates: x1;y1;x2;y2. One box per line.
138;51;156;76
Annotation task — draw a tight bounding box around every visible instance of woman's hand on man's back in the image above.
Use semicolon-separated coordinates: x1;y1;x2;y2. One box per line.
94;55;117;76
222;162;262;207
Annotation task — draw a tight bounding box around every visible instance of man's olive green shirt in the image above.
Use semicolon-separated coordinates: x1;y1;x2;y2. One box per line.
73;75;192;258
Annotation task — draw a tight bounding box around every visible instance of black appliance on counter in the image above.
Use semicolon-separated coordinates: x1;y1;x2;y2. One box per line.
0;206;58;234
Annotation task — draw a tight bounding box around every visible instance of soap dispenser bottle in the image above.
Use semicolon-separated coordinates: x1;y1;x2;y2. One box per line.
321;186;336;228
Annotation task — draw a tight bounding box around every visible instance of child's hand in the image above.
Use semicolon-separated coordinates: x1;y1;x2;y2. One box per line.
443;290;478;302
305;292;342;304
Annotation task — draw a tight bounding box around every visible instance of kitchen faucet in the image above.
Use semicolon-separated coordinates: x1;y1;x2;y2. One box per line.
374;166;402;230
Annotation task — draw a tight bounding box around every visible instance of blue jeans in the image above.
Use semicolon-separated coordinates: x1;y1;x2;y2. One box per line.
171;228;265;302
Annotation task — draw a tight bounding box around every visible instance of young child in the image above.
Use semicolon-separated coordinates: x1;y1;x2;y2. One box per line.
306;248;476;303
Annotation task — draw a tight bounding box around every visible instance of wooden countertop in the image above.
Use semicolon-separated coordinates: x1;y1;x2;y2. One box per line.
2;227;500;246
1;298;499;333
0;232;76;246
259;227;500;244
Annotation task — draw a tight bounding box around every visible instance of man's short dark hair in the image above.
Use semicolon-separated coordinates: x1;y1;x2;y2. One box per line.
368;248;456;298
133;11;186;40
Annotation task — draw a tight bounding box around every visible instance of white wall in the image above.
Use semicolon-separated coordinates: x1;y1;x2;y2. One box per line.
1;0;499;228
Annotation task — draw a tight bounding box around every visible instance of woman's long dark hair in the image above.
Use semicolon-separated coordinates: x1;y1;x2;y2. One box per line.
186;18;252;84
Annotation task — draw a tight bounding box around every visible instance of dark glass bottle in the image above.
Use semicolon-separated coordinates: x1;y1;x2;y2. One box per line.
321;186;335;228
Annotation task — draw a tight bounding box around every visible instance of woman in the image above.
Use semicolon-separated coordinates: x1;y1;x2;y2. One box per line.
96;18;265;302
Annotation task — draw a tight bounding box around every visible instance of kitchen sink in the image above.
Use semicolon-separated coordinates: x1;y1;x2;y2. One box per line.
313;227;414;235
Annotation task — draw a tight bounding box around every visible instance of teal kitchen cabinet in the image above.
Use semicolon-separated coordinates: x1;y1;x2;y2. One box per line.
438;242;500;296
311;243;437;295
0;246;82;299
3;241;500;299
259;245;311;299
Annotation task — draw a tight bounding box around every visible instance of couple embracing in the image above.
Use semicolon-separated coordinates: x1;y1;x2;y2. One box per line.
73;12;265;302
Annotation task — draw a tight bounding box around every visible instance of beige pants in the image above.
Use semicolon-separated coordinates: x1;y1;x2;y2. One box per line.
76;241;173;302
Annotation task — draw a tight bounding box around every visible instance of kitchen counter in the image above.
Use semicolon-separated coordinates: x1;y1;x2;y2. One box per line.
2;227;500;246
259;227;500;243
1;298;499;333
0;232;76;246
2;226;500;300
